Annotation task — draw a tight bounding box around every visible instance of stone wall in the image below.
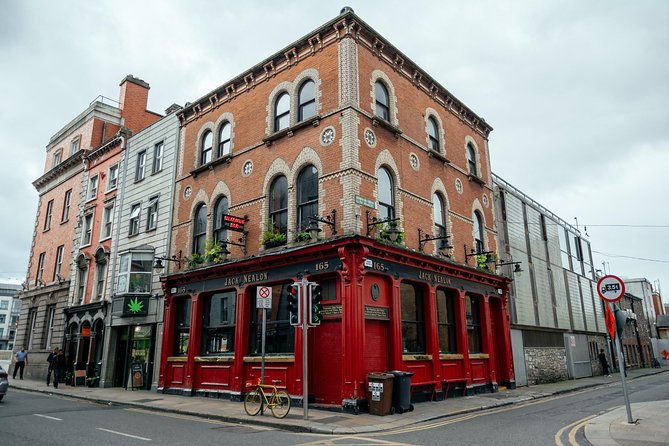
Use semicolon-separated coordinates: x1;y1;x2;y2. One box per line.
525;347;568;385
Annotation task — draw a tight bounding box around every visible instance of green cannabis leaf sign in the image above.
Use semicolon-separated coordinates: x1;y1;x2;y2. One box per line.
127;297;145;314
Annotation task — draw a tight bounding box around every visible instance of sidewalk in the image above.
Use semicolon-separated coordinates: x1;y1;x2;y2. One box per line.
5;367;668;442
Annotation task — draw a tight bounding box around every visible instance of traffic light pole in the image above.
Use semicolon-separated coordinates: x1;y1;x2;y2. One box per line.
301;277;309;420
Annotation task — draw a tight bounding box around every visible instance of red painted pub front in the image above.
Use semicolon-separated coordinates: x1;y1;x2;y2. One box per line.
158;236;514;411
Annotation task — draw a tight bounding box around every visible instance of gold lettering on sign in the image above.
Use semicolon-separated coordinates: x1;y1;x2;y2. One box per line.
321;305;342;317
418;270;451;285
364;305;390;320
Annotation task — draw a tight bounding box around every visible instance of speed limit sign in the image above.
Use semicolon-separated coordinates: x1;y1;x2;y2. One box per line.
597;275;625;303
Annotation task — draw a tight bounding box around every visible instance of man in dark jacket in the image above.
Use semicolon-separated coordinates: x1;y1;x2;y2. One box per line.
598;349;611;377
46;347;58;386
53;349;65;389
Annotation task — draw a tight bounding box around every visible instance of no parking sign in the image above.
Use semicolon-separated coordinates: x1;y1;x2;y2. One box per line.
256;285;272;309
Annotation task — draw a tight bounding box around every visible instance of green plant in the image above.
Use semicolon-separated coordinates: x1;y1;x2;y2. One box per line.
378;223;405;245
262;217;287;248
204;240;224;263
476;252;497;270
187;253;204;268
294;230;311;243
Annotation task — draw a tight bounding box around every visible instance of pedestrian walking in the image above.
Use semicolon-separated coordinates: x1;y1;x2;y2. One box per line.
53;349;65;389
598;349;611;377
13;347;28;379
46;347;59;386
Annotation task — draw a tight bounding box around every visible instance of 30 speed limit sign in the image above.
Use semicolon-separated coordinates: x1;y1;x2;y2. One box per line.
597;275;625;303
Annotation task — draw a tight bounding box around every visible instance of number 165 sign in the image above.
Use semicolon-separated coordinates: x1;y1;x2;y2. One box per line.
597;275;625;303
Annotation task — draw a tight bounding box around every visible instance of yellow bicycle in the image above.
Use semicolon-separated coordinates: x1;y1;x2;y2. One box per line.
243;379;291;418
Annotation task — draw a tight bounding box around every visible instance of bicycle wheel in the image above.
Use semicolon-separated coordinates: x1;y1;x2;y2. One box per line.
270;390;291;418
244;389;263;416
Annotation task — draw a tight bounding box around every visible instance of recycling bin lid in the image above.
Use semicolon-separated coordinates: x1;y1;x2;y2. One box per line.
387;370;414;377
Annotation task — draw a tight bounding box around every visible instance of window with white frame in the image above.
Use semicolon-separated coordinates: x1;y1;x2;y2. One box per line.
467;143;478;177
94;249;107;300
36;252;46;285
428;116;440;152
82;213;93;245
27;309;37;350
200;131;213;165
298;80;316;122
62;189;72;222
102;204;113;239
0;300;8;310
44;306;56;349
473;211;484;253
53;149;62;167
129;204;141;236
135;150;147;181
76;255;88;303
192;204;207;255
146;196;158;231
378;167;395;221
116;251;153;294
217;123;231;158
87;175;99;200
71;137;80;155
107;164;119;191
153;142;164;173
44;199;54;231
375;81;390;121
54;245;64;281
274;92;290;132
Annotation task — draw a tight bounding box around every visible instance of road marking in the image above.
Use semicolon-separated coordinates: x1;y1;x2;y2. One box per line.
97;428;152;441
124;407;271;431
554;414;597;446
294;435;415;445
34;414;62;421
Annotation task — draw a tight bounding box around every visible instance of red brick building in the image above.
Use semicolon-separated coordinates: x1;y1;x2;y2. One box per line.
158;8;513;410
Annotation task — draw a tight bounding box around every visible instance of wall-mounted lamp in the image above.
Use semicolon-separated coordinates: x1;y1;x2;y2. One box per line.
497;261;523;276
366;210;400;241
222;232;248;256
418;228;453;256
307;209;337;241
153;250;182;272
464;244;495;268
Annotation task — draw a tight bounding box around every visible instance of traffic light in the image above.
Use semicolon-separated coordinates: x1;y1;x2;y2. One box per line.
309;283;323;326
286;283;300;326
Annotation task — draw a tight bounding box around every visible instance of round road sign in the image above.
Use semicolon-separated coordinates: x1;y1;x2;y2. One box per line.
597;275;625;302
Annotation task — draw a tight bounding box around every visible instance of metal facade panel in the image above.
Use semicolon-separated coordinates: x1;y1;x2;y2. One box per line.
545;217;563;268
510;247;534;326
505;193;527;253
580;276;597;332
526;206;546;261
592;282;606;334
510;329;527;386
552;269;570;329
564;333;592;379
533;258;555;328
567;272;585;331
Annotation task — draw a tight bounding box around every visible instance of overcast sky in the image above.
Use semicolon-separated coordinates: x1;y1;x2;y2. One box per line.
1;1;668;298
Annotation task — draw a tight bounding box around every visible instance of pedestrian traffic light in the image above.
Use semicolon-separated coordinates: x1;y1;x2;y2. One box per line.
286;283;300;326
309;283;323;326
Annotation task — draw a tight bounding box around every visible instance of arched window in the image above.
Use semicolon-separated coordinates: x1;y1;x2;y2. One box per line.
269;175;288;238
378;167;395;221
274;93;290;132
474;210;484;253
428;116;440;152
94;249;107;301
213;196;229;245
298;80;316;122
200;131;213;165
192;204;207;255
296;165;318;231
217;122;231;157
375;81;390;121
433;192;447;239
76;255;88;304
467;143;477;176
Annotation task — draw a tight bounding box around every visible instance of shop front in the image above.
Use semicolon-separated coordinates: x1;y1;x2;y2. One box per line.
158;236;514;410
63;301;106;387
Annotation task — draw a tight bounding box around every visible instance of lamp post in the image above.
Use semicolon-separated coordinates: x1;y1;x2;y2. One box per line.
152;251;182;272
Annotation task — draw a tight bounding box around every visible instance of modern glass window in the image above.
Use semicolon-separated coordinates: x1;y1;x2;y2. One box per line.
107;164;119;191
249;283;294;355
374;81;390;121
201;291;236;355
76;256;88;303
467;143;477;176
136;150;147;181
274;92;290;131
0;315;5;323
152;142;164;173
428;116;440;152
102;204;113;239
437;288;457;353
36;252;46;285
146;196;158;231
378;167;395;221
82;213;93;245
474;211;484;253
94;250;107;301
217;123;231;157
129;204;141;236
54;245;64;280
116;251;153;294
296;165;318;231
213;196;229;245
53;149;62;167
200;131;213;165
62;189;72;222
0;301;7;310
88;175;99;200
192;204;207;255
400;282;426;354
71;137;80;155
173;299;192;356
465;294;482;353
44;199;54;231
433;193;447;239
268;175;288;238
298;80;316;122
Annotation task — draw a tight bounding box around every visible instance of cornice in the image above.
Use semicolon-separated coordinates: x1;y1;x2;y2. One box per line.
32;150;84;191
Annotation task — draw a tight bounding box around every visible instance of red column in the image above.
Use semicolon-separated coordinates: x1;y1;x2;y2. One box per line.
497;288;515;384
457;290;471;386
481;294;496;384
158;293;174;389
184;293;202;390
427;287;443;395
231;288;247;394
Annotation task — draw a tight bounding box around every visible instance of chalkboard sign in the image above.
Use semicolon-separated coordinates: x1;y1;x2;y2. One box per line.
131;362;143;390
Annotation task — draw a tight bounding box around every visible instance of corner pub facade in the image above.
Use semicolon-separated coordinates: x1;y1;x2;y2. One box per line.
158;8;514;411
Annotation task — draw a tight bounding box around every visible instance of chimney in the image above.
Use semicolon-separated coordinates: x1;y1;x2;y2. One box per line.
118;75;151;133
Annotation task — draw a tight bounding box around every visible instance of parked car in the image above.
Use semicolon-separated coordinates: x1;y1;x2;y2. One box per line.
0;365;8;401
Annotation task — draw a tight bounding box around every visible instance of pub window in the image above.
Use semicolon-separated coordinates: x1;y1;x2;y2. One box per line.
400;282;426;354
465;294;483;353
474;211;484;253
296;165;318;231
249;283;294;355
378;167;395;221
192;203;207;255
268;175;288;240
437;288;458;353
433;192;447;239
173;299;192;356
201;291;236;355
213;196;229;246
